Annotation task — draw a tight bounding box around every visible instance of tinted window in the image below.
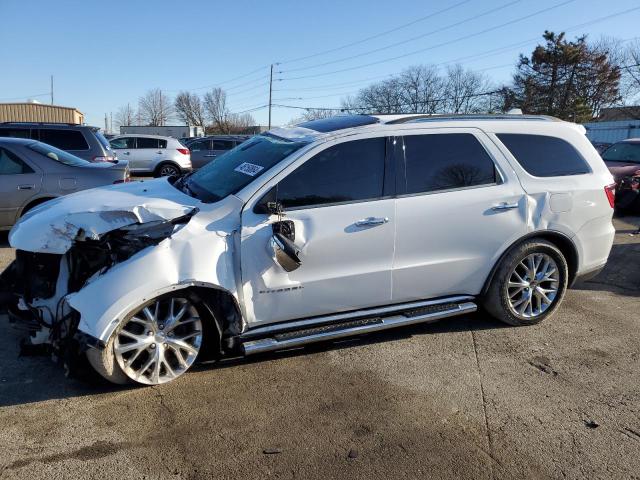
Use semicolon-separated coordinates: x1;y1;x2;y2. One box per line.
28;142;90;167
0;147;34;174
277;138;386;209
189;139;210;151
401;133;496;194
497;134;590;177
601;142;640;164
94;131;112;151
136;137;159;149
213;140;234;150
38;129;89;150
158;139;167;149
110;137;136;149
0;128;31;139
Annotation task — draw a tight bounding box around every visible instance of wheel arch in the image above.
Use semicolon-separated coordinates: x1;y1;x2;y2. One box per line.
481;230;579;297
154;160;182;176
19;195;57;218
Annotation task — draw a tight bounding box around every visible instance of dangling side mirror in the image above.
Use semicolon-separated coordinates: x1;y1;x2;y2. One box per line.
270;232;301;272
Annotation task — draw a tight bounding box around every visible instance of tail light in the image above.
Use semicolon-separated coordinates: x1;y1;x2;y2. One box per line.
604;184;616;208
177;148;189;155
93;155;117;163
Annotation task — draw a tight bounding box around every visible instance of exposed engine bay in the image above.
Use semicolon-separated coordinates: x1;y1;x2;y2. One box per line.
0;209;198;370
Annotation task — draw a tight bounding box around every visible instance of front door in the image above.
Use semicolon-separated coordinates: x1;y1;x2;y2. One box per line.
0;146;42;228
135;137;162;171
391;129;528;302
240;136;395;326
110;137;137;169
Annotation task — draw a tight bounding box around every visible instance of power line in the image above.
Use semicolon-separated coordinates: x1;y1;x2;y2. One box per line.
278;0;474;65
282;0;523;74
164;65;270;92
0;93;49;101
279;0;578;81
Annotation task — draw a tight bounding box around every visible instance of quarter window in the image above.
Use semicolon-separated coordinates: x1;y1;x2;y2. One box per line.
497;133;590;177
277;137;386;209
0;147;34;175
401;133;496;195
38;129;89;150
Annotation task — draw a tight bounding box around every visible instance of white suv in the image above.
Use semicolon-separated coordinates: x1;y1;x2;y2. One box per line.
109;134;192;176
1;114;615;385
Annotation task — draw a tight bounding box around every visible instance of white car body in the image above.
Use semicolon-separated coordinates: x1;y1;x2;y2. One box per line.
109;134;191;175
3;114;615;384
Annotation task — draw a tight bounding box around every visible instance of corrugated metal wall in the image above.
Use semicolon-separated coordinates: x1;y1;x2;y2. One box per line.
0;103;84;124
584;120;640;143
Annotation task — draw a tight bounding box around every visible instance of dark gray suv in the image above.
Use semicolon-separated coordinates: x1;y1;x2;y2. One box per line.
0;122;116;162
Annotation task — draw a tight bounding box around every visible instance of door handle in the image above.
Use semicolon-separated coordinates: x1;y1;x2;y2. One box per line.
17;184;35;190
122;151;130;155
355;217;389;227
492;202;519;211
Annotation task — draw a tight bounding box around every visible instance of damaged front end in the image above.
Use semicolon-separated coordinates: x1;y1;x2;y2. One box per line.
0;207;198;371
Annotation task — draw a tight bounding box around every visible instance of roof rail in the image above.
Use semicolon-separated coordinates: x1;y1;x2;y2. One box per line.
0;121;82;126
393;114;561;124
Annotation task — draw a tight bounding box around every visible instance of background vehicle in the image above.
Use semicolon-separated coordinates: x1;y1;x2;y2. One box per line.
188;135;249;169
591;141;612;155
0;122;116;162
109;134;191;176
0;137;129;229
602;139;640;212
1;114;615;386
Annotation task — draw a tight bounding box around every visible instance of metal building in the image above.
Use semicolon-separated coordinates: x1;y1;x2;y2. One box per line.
119;125;204;138
0;102;84;124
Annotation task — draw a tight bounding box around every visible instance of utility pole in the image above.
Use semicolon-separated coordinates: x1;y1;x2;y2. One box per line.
268;64;274;130
50;75;54;105
104;113;108;133
110;112;113;134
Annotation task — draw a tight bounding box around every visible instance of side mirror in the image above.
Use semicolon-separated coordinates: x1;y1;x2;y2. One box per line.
254;186;283;215
270;232;301;272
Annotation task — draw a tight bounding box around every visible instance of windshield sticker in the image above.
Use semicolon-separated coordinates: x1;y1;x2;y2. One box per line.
234;162;264;176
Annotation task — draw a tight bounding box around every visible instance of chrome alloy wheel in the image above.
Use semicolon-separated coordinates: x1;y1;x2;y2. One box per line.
159;164;180;177
507;253;559;319
114;297;202;385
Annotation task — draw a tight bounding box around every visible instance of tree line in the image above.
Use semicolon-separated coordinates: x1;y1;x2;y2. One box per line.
115;87;256;134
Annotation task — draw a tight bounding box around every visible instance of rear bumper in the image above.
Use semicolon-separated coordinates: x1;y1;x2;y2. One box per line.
569;263;606;288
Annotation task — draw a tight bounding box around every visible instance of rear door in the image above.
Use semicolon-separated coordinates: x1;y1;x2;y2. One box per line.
392;128;528;302
240;136;395;325
212;139;234;159
188;138;213;169
135;137;162;171
0;146;42;227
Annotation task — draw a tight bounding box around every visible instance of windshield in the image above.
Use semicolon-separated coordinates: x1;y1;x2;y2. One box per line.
185;134;308;202
602;142;640;164
28;142;90;166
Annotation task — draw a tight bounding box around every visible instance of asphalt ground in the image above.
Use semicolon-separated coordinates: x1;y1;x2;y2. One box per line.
0;216;638;479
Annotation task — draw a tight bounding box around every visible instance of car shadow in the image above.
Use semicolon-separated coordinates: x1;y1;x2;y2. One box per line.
572;242;640;297
0;311;506;408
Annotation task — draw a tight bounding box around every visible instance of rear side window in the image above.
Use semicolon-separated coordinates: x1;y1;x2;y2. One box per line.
277;137;386;209
137;137;159;149
497;134;590;177
401;133;496;195
28;142;90;167
213;140;234;150
189;139;210;151
158;139;167;149
0;128;31;139
38;129;89;150
0;147;34;174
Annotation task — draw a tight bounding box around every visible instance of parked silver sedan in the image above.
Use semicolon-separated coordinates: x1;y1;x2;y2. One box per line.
0;137;130;229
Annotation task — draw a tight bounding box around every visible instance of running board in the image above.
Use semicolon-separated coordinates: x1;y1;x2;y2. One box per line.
241;301;477;356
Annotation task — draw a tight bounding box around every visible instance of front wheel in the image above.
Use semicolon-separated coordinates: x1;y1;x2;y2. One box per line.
483;239;568;326
87;295;204;385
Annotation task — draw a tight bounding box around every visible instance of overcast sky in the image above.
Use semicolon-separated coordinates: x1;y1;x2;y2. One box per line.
1;0;638;129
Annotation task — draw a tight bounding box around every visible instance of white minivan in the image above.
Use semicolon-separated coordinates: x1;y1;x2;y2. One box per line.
109;134;191;176
2;114;616;385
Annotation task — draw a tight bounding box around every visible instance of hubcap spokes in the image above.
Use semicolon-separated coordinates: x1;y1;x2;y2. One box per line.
507;253;559;318
114;297;202;384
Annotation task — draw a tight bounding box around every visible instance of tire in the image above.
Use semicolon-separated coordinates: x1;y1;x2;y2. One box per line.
86;293;206;385
155;162;181;177
483;239;568;326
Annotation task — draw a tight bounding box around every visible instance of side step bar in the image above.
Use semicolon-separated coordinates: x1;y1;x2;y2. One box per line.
242;301;477;356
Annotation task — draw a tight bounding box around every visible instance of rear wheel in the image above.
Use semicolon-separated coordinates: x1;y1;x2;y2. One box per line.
87;295;204;385
483;239;568;326
155;162;181;177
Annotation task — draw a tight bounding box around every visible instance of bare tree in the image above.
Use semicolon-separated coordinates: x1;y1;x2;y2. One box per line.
203;87;231;133
228;112;256;133
399;65;446;113
174;91;206;126
622;39;640;102
289;108;336;125
114;103;137;130
442;65;493;114
138;88;173;126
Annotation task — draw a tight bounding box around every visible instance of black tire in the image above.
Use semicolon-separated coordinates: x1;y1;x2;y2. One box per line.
154;162;181;177
483;239;568;326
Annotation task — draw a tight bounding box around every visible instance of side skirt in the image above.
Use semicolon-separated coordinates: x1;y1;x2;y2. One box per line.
240;296;477;356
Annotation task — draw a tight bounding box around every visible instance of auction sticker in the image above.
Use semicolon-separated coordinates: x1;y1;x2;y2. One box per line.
234;162;264;176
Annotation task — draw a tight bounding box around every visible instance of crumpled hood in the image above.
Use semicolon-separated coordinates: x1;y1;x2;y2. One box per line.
10;178;199;254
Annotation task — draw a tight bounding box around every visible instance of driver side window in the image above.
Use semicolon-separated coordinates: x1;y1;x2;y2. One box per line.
0;147;34;175
276;137;386;209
